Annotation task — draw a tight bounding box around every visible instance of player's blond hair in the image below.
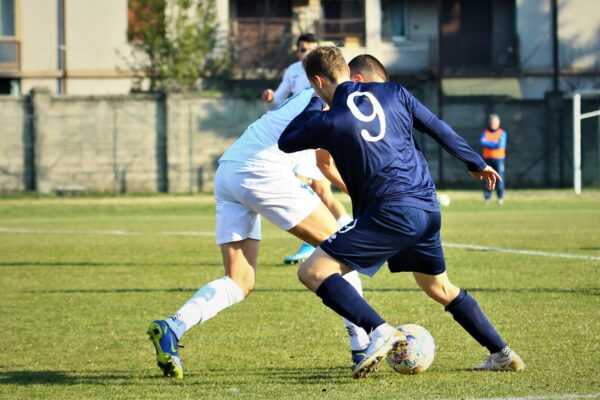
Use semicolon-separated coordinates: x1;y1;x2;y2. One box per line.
303;46;348;84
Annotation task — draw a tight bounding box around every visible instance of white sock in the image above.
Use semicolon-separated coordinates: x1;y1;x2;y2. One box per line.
165;276;245;339
342;270;371;350
370;323;395;340
337;214;353;228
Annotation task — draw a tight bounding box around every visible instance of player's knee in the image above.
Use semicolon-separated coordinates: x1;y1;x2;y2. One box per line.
311;180;330;197
297;265;310;286
297;263;318;292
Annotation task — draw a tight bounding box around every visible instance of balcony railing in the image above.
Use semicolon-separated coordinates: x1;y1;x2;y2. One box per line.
438;35;520;76
316;18;365;47
229;17;294;75
0;38;20;70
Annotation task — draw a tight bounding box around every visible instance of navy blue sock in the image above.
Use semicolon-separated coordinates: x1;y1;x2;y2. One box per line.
316;273;385;334
445;289;506;353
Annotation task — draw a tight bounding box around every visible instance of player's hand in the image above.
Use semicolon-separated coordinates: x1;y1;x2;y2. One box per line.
469;165;501;191
262;89;274;103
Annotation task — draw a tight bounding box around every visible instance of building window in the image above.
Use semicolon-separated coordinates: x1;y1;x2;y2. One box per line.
229;0;294;72
320;0;365;47
0;0;15;36
0;0;18;69
381;0;406;42
233;0;291;18
439;0;518;74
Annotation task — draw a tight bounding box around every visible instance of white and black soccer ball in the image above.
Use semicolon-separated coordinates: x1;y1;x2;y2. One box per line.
438;193;451;207
386;324;435;375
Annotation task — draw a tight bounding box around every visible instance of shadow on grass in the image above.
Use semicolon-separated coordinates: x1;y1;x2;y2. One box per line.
0;367;353;387
25;286;600;296
172;366;356;386
0;261;223;268
0;369;169;386
0;370;77;385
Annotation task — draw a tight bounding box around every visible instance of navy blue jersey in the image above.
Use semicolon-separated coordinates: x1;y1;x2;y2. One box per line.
279;81;486;217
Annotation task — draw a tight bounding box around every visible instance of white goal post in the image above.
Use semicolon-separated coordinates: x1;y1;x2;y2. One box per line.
572;89;600;195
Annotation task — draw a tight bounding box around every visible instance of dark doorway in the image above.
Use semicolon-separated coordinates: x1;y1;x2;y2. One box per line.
0;78;12;94
440;0;493;69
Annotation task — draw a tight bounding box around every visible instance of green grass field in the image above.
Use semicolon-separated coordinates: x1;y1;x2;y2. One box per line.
1;190;599;399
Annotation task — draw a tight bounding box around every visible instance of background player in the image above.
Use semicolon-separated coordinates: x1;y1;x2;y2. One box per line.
279;48;524;378
146;60;392;378
262;33;352;264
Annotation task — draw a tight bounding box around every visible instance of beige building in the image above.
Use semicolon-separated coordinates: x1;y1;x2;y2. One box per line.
1;0;599;98
0;0;132;95
225;0;600;99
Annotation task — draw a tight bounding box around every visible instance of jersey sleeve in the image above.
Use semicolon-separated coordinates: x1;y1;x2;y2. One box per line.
401;86;487;172
273;68;293;105
278;96;328;153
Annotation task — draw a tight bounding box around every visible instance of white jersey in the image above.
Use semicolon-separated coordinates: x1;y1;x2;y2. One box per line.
272;61;311;105
219;88;315;171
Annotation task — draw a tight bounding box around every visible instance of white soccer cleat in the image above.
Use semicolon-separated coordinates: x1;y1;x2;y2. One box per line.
475;346;525;372
352;324;407;379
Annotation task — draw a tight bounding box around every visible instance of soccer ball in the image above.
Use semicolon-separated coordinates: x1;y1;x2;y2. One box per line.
438;193;451;207
386;324;435;375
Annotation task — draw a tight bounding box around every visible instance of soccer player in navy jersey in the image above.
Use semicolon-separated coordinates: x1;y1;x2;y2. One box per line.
144;56;395;380
279;48;525;378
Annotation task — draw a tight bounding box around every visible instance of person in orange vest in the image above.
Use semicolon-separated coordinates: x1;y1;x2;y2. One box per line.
480;114;507;205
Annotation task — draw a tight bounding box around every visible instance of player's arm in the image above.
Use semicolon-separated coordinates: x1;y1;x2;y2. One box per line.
402;88;500;189
403;88;486;172
278;96;328;153
316;149;348;194
272;68;293;105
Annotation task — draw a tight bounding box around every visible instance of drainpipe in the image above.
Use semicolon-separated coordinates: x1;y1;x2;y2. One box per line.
57;0;67;94
550;0;564;186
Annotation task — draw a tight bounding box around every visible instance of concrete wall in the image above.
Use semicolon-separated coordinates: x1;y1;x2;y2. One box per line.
0;96;30;191
0;90;595;194
30;89;163;193
166;94;266;192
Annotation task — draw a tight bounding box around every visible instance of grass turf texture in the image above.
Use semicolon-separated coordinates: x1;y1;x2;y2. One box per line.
0;190;599;399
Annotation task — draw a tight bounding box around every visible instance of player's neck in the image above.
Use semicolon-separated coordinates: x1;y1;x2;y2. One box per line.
324;78;350;105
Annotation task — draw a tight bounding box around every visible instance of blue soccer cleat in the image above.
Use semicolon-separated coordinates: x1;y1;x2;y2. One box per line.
147;320;184;379
283;242;315;264
351;349;368;369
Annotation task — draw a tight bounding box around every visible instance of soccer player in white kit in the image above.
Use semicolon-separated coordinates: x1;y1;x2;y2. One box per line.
147;87;370;379
263;33;353;264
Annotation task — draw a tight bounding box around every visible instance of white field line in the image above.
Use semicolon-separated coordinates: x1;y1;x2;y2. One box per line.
445;243;600;261
465;393;600;400
0;226;214;237
1;226;599;261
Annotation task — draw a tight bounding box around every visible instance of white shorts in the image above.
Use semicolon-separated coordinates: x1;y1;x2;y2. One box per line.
292;150;325;181
214;161;322;245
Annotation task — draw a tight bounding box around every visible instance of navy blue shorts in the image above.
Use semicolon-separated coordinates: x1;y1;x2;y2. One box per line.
319;205;446;277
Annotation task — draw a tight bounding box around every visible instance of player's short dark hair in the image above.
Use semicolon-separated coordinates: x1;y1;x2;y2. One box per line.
303;46;347;83
297;33;319;48
348;54;389;82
